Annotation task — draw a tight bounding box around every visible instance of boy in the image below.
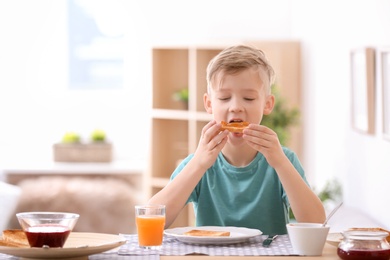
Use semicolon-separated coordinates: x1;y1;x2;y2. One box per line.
148;45;325;235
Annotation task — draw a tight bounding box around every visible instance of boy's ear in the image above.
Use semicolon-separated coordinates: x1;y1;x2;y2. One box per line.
263;94;275;115
204;93;213;114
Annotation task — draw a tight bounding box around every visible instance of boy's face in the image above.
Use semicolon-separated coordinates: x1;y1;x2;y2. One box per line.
204;68;274;129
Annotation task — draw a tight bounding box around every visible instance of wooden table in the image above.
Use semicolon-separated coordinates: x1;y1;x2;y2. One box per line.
0;243;339;259
160;243;339;259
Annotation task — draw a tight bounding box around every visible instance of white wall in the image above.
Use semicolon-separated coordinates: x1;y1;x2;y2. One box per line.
290;0;390;227
0;0;293;161
0;0;389;226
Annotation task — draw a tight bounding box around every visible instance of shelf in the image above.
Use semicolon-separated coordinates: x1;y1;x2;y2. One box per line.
194;48;224;112
152;109;212;122
151;119;188;179
193;112;213;122
151;109;189;120
152;48;188;111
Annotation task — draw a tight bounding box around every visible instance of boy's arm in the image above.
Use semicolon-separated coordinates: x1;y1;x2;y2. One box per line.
148;120;229;228
243;124;326;223
273;157;326;223
148;158;206;228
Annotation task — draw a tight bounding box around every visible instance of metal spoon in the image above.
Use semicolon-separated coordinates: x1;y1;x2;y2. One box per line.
323;201;343;227
262;234;278;247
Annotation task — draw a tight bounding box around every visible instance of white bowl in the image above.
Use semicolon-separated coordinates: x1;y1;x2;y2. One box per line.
287;223;330;256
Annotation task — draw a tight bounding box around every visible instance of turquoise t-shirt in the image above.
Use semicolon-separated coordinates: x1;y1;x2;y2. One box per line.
170;147;308;235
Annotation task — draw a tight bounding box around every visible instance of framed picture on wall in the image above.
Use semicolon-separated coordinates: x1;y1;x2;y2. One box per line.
350;47;375;134
380;48;390;140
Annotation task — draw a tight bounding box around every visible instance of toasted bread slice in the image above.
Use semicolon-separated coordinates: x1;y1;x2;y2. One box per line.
220;121;249;133
1;229;29;248
183;229;230;237
349;227;390;242
0;239;29;248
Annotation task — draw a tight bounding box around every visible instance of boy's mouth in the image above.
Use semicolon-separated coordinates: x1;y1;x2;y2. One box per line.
229;119;244;123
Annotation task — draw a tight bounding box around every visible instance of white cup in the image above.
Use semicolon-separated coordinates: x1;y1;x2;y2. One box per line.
286;223;330;256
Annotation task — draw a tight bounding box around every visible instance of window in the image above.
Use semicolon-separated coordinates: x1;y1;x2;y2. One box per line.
68;0;125;89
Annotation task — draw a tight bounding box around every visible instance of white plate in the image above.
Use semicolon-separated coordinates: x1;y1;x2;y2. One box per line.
326;232;343;247
0;232;126;259
164;226;262;245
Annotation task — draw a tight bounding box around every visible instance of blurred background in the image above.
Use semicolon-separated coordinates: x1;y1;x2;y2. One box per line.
0;0;389;231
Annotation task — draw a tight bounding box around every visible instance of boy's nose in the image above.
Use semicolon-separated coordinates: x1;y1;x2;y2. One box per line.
229;98;244;112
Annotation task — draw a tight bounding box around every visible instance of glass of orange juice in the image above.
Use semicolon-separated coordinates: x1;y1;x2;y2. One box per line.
135;205;166;249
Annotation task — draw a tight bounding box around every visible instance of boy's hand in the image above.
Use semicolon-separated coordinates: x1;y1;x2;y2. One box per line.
193;120;229;171
242;124;285;167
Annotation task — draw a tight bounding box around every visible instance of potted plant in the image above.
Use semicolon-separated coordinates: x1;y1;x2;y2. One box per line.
172;88;189;110
261;85;300;146
53;129;112;162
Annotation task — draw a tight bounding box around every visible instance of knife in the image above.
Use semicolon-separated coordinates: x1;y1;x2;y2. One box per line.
262;234;278;247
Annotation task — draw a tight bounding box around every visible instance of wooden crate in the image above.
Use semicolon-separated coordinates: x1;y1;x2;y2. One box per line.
53;143;113;162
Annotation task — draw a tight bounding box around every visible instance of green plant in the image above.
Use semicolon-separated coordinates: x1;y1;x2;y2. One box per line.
91;129;106;142
61;131;80;143
263;84;300;220
289;178;343;220
261;85;300;145
316;178;343;203
172;88;189;103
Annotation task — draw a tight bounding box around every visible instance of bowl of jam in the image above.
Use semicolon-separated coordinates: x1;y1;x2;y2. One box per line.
16;212;79;248
338;230;390;260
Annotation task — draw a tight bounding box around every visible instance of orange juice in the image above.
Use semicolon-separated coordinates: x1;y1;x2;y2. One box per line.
136;215;165;247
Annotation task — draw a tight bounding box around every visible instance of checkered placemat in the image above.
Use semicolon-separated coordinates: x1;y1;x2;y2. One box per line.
118;234;296;256
0;252;160;260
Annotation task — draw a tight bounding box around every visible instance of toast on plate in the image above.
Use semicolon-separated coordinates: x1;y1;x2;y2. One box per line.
0;229;29;248
183;229;230;237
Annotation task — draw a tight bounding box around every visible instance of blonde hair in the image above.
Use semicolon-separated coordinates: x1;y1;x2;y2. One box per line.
206;45;275;94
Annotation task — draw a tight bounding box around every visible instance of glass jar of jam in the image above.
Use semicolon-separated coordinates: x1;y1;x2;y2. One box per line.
338;230;390;260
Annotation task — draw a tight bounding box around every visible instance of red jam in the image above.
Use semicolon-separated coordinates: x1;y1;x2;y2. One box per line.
25;225;70;248
337;248;390;260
